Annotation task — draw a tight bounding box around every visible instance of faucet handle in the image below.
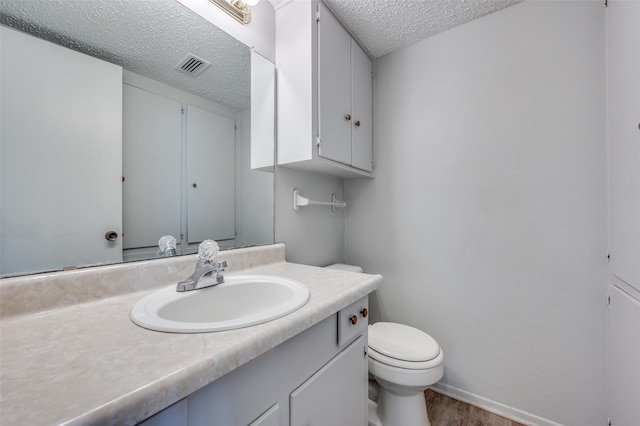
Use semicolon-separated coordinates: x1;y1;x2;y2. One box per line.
198;239;219;262
213;260;227;270
213;260;227;284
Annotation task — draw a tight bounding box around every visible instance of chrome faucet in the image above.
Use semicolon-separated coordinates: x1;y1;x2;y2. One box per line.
176;240;227;292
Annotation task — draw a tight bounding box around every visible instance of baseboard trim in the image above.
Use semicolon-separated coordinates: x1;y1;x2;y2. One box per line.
429;383;565;426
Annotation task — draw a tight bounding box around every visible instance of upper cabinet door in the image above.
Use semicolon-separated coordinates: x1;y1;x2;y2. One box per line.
1;26;123;276
351;41;373;172
318;3;352;166
122;85;182;249
187;105;236;244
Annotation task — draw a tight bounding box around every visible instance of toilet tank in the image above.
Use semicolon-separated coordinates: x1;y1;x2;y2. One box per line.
326;264;363;273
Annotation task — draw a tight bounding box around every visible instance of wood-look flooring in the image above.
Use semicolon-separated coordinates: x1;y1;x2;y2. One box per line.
425;390;527;426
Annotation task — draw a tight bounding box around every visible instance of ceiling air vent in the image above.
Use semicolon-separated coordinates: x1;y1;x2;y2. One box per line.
175;54;211;77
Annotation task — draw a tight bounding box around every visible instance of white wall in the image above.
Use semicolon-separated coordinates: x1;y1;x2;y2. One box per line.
345;2;608;425
236;108;275;247
275;167;345;266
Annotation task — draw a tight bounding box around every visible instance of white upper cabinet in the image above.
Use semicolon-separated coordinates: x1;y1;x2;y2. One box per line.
276;0;374;178
317;4;373;173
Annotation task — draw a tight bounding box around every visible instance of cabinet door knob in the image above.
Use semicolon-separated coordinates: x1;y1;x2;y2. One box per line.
192;182;197;188
350;315;358;325
360;308;368;318
355;120;361;127
345;113;352;121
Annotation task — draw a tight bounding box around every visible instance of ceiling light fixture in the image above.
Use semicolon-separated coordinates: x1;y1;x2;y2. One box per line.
208;0;258;24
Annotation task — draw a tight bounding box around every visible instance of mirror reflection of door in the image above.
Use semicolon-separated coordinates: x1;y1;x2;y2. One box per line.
122;85;182;251
1;26;123;276
122;88;237;258
187;105;236;244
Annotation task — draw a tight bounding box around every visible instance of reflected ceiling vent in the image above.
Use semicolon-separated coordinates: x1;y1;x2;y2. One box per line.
175;54;211;77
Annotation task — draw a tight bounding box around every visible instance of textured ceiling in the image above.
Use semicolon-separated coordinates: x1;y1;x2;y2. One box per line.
1;0;523;110
0;0;251;110
323;0;522;58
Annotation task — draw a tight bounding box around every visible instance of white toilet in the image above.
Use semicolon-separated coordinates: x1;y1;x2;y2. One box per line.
368;322;444;426
326;264;444;426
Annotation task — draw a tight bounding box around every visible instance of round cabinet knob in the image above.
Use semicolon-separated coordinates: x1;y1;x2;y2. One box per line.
192;183;197;188
350;315;358;325
360;308;368;318
345;113;352;121
355;120;361;127
104;231;118;241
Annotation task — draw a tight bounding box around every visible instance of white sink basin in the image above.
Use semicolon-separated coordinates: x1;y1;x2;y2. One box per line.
130;275;310;333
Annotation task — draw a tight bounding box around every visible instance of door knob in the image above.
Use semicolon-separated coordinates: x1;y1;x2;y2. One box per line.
345;113;352;121
104;231;118;241
355;120;361;127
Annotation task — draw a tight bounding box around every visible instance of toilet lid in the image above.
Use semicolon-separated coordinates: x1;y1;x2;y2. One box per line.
368;322;440;362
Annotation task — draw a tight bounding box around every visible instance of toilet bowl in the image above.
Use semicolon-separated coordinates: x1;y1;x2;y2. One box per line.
368;322;443;426
325;264;444;426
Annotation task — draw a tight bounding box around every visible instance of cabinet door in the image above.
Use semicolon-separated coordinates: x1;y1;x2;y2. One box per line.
290;336;367;426
350;41;373;172
1;26;122;275
186;105;236;243
122;85;182;249
139;399;188;426
317;3;352;166
249;404;280;426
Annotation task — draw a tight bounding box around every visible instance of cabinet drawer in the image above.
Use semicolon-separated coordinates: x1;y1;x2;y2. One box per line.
337;296;368;347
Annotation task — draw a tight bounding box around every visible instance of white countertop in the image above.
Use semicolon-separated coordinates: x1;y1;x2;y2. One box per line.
0;259;382;425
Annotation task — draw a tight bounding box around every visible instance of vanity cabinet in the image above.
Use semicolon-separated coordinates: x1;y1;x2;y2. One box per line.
141;296;369;426
275;0;373;178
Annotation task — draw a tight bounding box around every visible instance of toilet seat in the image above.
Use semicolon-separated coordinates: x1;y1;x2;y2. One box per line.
368;322;441;370
368;347;442;370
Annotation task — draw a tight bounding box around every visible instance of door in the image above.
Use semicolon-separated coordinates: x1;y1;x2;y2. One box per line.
607;1;640;424
186;105;236;243
350;40;373;172
608;285;640;425
290;336;367;426
122;85;182;249
317;3;352;166
1;26;122;275
608;0;640;290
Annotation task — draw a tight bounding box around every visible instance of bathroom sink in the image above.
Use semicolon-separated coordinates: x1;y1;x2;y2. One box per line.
130;275;310;333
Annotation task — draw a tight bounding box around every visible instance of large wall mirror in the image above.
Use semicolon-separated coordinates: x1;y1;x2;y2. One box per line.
0;0;275;278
